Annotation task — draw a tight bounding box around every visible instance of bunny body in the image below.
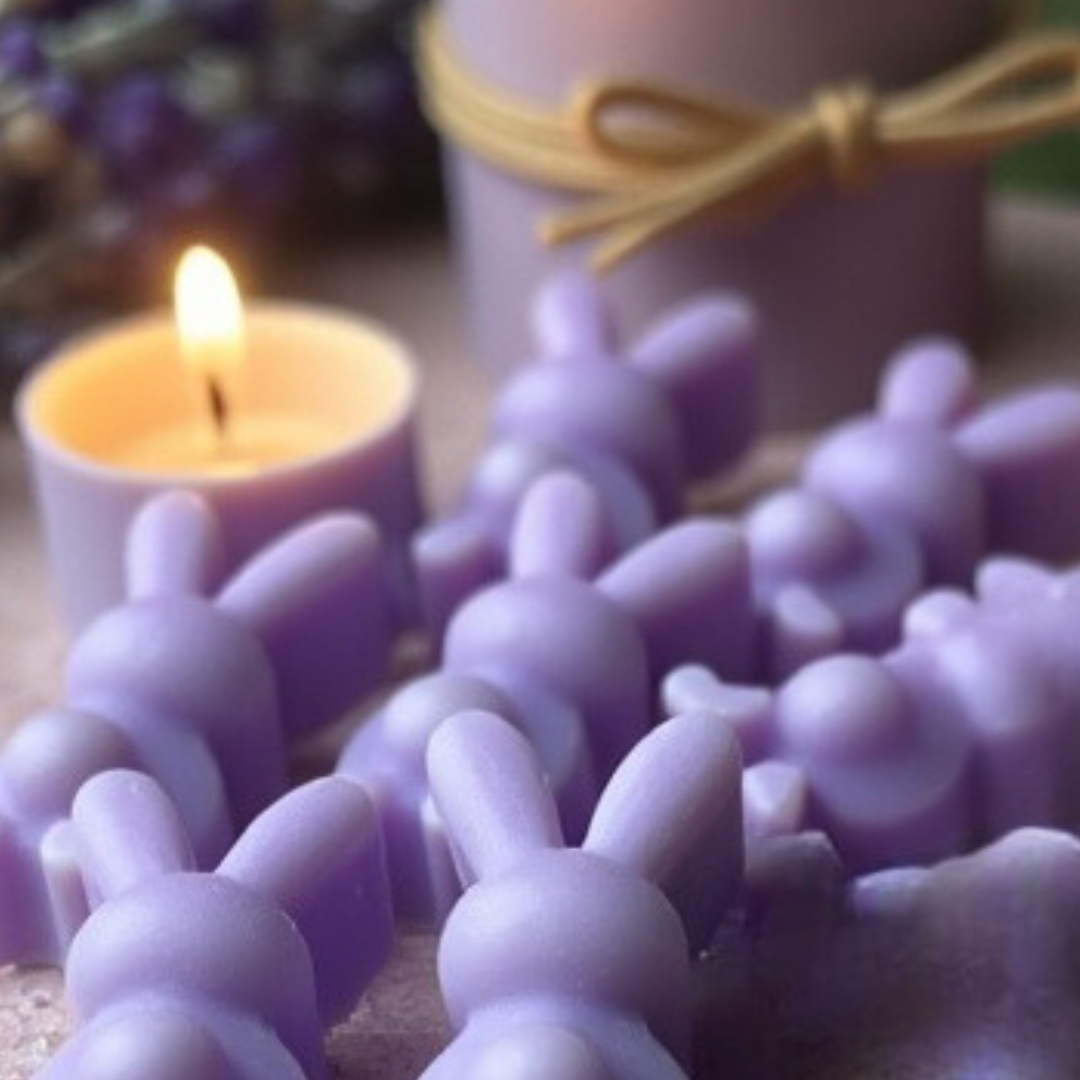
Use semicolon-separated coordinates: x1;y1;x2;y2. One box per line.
0;491;391;967
37;770;393;1080
418;710;742;1080
413;273;759;638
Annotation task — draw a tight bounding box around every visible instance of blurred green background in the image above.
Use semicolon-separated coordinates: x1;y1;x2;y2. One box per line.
996;0;1080;197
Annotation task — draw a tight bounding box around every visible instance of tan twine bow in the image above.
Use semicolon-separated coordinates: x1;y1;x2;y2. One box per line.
418;10;1080;272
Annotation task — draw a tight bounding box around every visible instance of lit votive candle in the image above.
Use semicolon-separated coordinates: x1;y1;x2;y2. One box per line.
17;247;423;630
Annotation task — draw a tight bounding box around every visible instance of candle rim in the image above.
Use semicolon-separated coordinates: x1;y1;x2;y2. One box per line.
15;300;422;488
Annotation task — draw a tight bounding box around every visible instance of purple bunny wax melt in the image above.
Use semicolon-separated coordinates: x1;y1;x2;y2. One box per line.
697;829;1080;1079
0;490;392;967
418;709;743;1080
413;272;760;637
665;558;1080;872
339;472;751;927
36;770;393;1080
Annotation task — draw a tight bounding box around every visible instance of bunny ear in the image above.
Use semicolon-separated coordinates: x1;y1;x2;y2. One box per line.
217;514;391;737
976;557;1054;609
125;491;226;601
902;587;975;640
413;516;502;641
955;386;1080;563
661;665;775;764
218;777;393;1026
72;770;195;904
427;710;564;882
598;519;754;682
531;271;617;359
629;295;758;480
509;472;613;581
584;711;743;949
878;338;976;427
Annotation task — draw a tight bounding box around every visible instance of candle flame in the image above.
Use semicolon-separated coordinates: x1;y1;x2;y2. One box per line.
174;245;244;381
174;245;244;439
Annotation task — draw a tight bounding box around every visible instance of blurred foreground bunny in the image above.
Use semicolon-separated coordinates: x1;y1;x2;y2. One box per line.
0;491;391;965
698;829;1080;1079
416;709;743;1080
36;770;393;1080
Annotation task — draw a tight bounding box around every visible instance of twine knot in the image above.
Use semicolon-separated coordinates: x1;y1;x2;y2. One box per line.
812;84;878;189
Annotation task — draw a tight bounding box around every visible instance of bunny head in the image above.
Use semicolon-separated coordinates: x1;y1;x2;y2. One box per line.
47;769;392;1080
65;491;391;826
427;709;743;1065
774;654;973;871
804;339;986;584
745;487;924;677
530;271;760;482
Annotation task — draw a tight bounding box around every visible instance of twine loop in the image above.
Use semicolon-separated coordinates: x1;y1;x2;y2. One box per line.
419;10;1080;272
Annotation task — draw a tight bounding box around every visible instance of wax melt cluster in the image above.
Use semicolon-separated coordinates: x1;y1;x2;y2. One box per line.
14;277;1080;1080
339;320;1080;925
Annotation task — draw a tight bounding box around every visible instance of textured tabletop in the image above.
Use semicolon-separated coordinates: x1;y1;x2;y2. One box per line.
1;199;1079;1080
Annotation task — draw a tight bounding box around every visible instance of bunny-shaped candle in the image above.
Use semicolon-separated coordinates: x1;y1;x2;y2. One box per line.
413;272;759;637
36;770;393;1080
418;709;743;1080
666;558;1080;872
340;472;751;929
698;829;1080;1079
0;490;391;967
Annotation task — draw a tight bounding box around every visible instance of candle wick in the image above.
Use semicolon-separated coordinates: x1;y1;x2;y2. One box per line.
205;375;230;445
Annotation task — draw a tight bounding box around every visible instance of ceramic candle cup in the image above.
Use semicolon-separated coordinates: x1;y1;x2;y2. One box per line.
439;0;992;428
16;303;423;630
